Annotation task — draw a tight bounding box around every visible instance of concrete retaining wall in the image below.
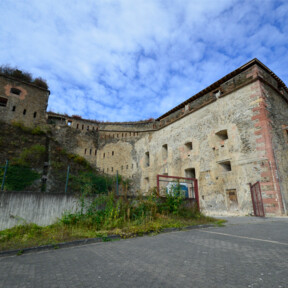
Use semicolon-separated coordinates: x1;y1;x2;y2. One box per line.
0;192;79;230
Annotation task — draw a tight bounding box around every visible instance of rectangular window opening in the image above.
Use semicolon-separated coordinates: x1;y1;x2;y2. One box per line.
185;142;193;151
0;97;8;107
10;88;21;95
112;151;114;156
185;168;196;179
33;112;37;118
226;189;238;210
23;109;26;115
145;152;150;167
216;130;228;141
12;106;16;111
67;120;72;126
76;124;79;129
162;144;168;160
103;153;105;159
219;160;232;172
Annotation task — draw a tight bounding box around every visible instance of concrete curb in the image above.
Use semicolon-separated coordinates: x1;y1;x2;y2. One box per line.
0;224;216;257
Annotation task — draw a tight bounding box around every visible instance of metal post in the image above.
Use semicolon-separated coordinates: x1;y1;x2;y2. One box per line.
65;165;70;193
194;179;200;211
116;170;119;196
1;160;9;191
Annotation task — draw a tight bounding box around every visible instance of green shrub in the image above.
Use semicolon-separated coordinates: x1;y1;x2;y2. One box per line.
0;65;49;89
1;165;40;191
31;126;46;135
12;144;46;167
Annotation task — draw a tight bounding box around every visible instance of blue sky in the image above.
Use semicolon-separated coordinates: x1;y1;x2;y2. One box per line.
0;0;287;121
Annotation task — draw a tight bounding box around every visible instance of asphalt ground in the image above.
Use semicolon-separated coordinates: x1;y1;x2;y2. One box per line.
0;217;287;288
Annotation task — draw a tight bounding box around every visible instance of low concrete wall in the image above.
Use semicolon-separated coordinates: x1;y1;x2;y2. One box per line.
0;192;79;230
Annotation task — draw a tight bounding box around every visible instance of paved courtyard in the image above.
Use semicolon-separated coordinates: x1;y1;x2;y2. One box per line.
0;217;287;288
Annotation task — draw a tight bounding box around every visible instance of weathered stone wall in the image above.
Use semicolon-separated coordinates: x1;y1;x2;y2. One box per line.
262;82;288;214
0;75;49;127
135;83;263;216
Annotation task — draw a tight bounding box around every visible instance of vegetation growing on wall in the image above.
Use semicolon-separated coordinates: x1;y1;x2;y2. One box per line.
0;65;48;89
12;144;46;167
12;121;46;135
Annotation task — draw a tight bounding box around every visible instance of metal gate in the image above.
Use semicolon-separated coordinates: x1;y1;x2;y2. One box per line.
250;181;265;217
156;174;200;210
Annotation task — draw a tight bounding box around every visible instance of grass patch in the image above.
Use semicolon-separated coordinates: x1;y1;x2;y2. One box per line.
0;192;224;252
12;121;46;135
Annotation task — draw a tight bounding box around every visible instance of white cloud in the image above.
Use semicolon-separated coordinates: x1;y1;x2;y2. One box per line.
0;0;287;121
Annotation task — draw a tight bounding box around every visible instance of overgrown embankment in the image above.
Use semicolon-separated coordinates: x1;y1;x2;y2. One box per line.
0;190;224;252
0;122;115;193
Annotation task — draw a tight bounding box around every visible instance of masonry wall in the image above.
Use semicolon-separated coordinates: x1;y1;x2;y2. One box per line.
0;75;49;127
261;81;288;214
134;83;265;215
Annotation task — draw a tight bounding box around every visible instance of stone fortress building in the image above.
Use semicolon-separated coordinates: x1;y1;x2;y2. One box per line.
1;59;288;216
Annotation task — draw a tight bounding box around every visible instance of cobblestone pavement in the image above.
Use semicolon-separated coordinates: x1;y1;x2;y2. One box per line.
0;217;288;288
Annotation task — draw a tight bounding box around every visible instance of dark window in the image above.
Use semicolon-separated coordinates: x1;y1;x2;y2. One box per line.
84;148;87;155
12;106;16;111
103;153;105;158
76;124;79;129
185;142;193;151
82;125;84;130
33;112;37;118
162;144;168;159
10;88;21;95
90;149;92;155
0;97;8;107
216;130;228;140
112;151;114;156
145;152;150;167
185;168;196;178
111;167;113;172
219;161;232;172
95;149;97;155
23;109;26;115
